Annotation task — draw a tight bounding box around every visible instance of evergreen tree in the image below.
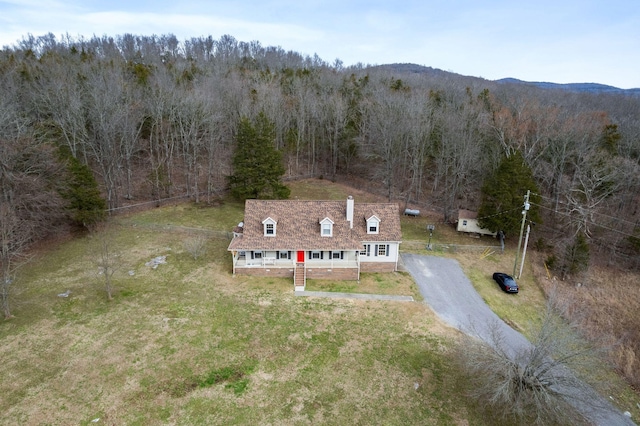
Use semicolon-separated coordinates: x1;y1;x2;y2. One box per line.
562;233;590;278
59;147;107;227
228;113;290;200
600;123;621;156
478;151;541;236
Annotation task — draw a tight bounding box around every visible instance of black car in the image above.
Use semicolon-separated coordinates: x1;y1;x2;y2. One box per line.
492;272;519;293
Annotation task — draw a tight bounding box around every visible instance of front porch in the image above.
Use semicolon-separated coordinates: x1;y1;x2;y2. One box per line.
233;257;359;270
231;254;360;289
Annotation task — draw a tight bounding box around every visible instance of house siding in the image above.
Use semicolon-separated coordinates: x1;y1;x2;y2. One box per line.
456;218;496;236
359;242;399;262
457;209;496;237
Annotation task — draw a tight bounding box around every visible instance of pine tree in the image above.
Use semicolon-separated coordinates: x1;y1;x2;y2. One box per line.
478;151;541;236
59;147;107;227
562;233;590;278
228;112;290;200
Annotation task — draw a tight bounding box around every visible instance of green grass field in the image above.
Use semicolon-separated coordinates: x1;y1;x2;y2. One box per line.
0;222;473;425
0;181;476;425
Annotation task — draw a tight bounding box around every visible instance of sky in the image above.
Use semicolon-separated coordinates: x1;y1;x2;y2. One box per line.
1;0;639;89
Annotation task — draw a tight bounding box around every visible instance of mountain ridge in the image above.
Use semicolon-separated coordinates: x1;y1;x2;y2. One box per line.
372;63;640;95
495;77;640;95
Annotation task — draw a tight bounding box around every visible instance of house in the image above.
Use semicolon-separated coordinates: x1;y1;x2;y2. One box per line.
227;196;402;290
456;209;497;237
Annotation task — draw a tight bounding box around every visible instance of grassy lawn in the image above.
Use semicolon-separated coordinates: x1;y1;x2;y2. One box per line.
2;179;636;424
117;199;246;231
288;178;384;202
0;197;486;426
306;272;423;301
452;250;547;338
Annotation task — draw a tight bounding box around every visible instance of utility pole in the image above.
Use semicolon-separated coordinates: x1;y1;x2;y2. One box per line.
519;223;531;278
513;190;530;278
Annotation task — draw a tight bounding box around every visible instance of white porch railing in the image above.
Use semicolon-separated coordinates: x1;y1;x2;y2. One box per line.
234;258;358;269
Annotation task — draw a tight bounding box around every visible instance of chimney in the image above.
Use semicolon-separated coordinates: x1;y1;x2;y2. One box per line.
346;196;354;229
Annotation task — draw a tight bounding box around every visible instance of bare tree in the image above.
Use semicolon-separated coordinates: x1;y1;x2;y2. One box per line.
0;141;63;318
183;233;208;260
402;93;436;205
430;91;485;222
173;91;214;203
364;86;411;201
457;297;609;425
93;223;119;300
0;202;26;319
84;61;143;209
0;71;65;318
565;155;624;238
143;74;179;201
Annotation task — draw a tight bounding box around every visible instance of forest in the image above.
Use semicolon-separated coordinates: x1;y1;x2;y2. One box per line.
1;33;639;386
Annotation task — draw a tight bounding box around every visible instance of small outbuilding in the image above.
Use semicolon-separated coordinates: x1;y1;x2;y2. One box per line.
456;209;496;237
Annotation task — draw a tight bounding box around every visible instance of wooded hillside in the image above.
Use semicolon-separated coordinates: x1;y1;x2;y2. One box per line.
1;32;640;390
3;33;639;265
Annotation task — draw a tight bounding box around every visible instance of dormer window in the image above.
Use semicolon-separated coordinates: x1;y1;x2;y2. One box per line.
319;217;334;237
366;215;380;234
262;217;277;236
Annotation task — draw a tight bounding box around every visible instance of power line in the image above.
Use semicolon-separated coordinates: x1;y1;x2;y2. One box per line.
474;206;523;223
531;192;639;228
530;201;638;239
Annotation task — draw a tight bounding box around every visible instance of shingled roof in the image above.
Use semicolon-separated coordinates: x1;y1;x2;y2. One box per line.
228;199;401;251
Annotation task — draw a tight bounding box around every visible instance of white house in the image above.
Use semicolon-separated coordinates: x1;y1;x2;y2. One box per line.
228;197;402;290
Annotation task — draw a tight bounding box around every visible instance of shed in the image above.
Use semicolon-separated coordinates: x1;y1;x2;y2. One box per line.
456;209;496;237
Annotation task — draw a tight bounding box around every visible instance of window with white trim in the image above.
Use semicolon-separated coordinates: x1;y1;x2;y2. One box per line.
366;216;380;234
266;223;274;235
377;244;387;256
360;244;370;256
320;217;334;237
253;251;263;259
311;251;321;259
331;251;341;259
263;217;277;236
279;251;289;259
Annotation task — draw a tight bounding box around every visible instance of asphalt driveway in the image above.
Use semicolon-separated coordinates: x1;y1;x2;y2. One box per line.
401;253;635;426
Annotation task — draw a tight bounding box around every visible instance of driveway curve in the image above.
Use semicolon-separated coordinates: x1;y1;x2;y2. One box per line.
401;253;635;426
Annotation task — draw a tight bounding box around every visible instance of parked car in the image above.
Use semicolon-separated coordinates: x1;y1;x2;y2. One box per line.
492;272;519;293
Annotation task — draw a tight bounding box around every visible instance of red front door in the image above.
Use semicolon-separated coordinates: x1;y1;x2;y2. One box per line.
297;250;305;263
